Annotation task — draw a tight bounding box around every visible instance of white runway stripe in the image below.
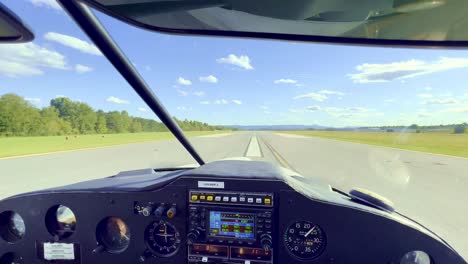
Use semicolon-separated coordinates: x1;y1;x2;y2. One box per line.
245;135;262;157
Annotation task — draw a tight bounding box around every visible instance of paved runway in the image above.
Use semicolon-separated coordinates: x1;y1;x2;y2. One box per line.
1;131;467;259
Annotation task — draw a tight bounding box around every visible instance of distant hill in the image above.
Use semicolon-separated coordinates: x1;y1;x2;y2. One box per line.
226;125;329;130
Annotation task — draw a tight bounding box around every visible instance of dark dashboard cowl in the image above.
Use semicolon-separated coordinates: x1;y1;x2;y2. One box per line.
0;160;465;264
179;160;284;180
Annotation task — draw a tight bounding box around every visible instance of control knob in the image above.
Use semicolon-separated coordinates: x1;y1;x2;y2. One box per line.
187;229;200;245
141;205;154;217
260;234;273;251
153;204;166;217
167;206;177;219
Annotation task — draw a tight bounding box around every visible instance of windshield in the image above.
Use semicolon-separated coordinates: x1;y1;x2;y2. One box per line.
1;0;468;260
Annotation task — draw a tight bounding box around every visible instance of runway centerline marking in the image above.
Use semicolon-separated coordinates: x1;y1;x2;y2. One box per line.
245;135;262;157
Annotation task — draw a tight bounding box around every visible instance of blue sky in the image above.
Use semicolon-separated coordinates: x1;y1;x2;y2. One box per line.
1;0;468;127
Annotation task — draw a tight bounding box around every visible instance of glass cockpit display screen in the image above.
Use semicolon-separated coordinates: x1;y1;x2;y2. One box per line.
208;211;255;240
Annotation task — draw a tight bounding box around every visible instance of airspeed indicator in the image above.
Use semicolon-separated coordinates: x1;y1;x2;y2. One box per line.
283;221;326;260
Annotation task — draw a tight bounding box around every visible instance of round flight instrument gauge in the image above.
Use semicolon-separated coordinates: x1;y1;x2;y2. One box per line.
0;211;25;243
283;221;326;260
96;217;131;254
145;220;181;257
46;205;76;239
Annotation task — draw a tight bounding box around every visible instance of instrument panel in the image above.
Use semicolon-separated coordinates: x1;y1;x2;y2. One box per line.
0;160;464;264
186;191;274;263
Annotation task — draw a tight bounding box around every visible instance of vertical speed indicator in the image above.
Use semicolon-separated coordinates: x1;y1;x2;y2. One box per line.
283;221;326;260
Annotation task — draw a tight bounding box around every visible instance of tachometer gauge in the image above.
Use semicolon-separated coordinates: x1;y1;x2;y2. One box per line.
284;221;326;260
96;217;131;254
145;220;181;257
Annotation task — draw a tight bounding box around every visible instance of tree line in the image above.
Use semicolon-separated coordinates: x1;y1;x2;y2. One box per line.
367;123;467;134
0;93;226;137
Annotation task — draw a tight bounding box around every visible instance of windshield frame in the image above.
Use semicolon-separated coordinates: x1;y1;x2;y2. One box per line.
58;0;206;165
79;0;468;49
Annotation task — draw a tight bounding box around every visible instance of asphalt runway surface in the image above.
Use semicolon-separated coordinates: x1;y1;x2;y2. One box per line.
1;131;467;259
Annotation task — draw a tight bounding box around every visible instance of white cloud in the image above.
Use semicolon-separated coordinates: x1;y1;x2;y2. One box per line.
349;58;468;83
199;75;218;83
200;99;241;105
215;99;229;105
288;108;306;113
424;86;433;91
319;90;345;96
177;106;191;111
106;96;129;104
293;93;328;102
306;106;322;111
177;77;192;86
347;107;370;112
418;93;433;98
295;83;305;87
443;105;468;113
274;79;297;84
292;105;381;120
25;97;41;104
417;112;433;118
440;92;453;97
384;99;396;103
193;91;205;97
422;98;459;105
305;106;371;114
74;64;93;73
30;0;61;10
0;43;68;77
177;90;189;96
138;107;148;112
216;54;254;70
260;105;269;110
330;111;383;119
44;32;102;56
329;113;354;118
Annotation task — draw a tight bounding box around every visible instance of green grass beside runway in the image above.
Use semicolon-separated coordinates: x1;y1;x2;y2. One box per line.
283;130;468;158
0;131;227;158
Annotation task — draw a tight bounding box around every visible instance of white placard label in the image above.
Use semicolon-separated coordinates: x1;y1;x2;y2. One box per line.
44;243;75;260
198;181;224;189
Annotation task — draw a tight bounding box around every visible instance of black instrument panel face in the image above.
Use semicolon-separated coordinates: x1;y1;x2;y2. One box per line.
0;185;188;264
0;173;464;264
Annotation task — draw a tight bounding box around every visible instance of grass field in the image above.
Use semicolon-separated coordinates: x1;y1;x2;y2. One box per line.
0;131;226;158
284;130;468;158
